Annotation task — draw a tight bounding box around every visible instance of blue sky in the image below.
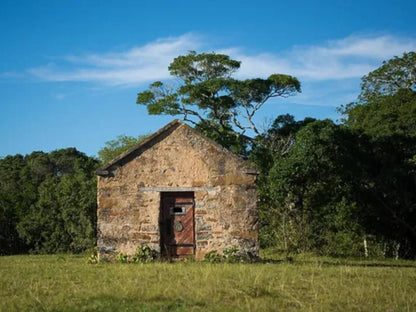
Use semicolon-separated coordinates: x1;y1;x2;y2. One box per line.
1;0;415;158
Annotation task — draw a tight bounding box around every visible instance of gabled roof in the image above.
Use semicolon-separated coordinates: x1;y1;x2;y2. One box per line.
96;119;258;176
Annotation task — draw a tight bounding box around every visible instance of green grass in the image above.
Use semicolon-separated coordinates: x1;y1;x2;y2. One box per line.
1;253;416;311
260;249;416;267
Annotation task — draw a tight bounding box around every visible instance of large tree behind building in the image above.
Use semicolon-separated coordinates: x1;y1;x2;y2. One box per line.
136;51;301;154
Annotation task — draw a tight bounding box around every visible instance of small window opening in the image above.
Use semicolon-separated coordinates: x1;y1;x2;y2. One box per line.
170;206;186;215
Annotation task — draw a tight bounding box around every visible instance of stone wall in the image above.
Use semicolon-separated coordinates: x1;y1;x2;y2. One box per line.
97;122;258;260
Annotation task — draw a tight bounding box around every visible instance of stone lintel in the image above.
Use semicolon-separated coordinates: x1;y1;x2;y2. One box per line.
139;186;218;192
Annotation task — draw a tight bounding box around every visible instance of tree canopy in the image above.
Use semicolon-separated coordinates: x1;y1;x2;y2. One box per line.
0;148;98;255
254;51;416;258
137;51;301;142
340;51;416;139
98;134;150;164
358;51;416;103
343;88;416;137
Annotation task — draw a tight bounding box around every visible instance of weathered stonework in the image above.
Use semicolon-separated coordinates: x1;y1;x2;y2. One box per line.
97;120;258;260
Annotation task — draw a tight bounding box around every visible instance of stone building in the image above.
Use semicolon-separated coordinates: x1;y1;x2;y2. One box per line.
96;120;258;260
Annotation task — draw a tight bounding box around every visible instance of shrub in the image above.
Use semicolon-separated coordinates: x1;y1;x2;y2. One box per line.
204;246;254;263
223;246;241;263
204;250;223;263
116;252;128;263
132;245;159;263
86;247;99;264
321;231;364;258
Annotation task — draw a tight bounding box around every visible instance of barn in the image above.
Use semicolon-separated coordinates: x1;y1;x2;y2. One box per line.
96;120;259;260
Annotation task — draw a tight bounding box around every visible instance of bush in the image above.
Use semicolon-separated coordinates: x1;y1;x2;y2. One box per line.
132;245;159;263
321;231;364;258
204;246;254;263
204;250;223;263
86;247;99;264
116;252;128;263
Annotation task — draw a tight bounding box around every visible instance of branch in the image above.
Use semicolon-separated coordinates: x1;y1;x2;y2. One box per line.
242;103;261;136
230;110;247;136
179;102;204;125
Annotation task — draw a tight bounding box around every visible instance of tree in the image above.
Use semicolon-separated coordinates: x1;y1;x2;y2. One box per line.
0;148;99;254
262;120;368;255
340;51;416;128
250;114;316;170
359;134;416;258
136;51;301;150
0;155;28;255
342;89;416;137
358;51;416;103
338;52;416;258
18;164;97;253
98;134;150;164
250;114;316;214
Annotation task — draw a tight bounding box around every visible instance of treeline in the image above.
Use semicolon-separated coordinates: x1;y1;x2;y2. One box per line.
253;101;416;258
251;52;416;258
1;51;415;259
0;148;98;255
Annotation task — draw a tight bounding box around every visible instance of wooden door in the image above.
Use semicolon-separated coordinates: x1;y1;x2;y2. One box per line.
160;192;195;258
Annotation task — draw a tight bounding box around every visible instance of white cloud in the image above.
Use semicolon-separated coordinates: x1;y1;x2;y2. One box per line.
231;34;416;81
308;35;416;58
28;33;202;86
25;33;416;86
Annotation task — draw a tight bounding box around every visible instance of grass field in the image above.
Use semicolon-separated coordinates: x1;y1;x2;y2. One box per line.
1;252;415;311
